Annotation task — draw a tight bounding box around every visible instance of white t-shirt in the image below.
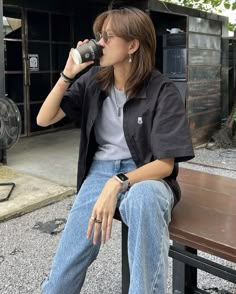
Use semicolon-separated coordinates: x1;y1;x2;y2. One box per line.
94;87;131;160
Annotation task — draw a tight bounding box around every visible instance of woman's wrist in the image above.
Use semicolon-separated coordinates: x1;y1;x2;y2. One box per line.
57;77;72;89
60;71;75;83
107;177;123;193
63;68;75;78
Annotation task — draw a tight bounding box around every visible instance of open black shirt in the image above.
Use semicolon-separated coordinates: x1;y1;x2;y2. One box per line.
61;66;194;205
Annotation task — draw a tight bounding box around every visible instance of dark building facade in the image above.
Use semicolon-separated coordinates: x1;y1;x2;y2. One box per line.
0;0;234;163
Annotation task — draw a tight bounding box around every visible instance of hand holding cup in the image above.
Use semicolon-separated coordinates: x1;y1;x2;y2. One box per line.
62;40;97;79
72;39;103;64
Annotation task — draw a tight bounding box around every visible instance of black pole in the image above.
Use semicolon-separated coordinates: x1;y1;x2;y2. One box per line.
0;0;7;164
0;0;5;96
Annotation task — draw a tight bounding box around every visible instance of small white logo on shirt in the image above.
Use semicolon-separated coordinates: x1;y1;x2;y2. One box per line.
137;117;143;124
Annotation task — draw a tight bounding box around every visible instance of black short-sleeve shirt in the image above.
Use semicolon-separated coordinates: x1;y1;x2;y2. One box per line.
61;66;194;205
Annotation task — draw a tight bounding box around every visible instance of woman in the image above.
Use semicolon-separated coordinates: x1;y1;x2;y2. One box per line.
38;7;194;294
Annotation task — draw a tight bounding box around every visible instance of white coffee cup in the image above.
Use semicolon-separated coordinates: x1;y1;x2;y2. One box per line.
71;39;102;64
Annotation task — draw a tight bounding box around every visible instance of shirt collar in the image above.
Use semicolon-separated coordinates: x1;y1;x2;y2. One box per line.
128;83;147;100
136;86;147;99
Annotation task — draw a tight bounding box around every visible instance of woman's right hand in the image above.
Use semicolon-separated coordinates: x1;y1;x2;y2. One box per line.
63;39;94;79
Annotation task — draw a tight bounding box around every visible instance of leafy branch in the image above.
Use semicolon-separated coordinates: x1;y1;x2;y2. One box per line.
163;0;236;31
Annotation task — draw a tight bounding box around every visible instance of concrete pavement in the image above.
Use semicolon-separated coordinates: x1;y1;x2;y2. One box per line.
0;129;78;222
0;166;74;221
7;128;80;187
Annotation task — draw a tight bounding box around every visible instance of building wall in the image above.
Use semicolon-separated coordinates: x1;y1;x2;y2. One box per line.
187;17;222;144
1;0;231;147
148;0;229;145
3;0;72;12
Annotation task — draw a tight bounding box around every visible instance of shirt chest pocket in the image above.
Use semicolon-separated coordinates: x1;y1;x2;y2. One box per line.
126;111;152;154
129;109;152;136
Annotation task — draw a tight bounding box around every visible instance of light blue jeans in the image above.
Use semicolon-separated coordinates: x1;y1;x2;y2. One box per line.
42;159;174;294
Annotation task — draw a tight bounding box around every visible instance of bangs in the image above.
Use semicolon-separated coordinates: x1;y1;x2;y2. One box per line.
108;12;134;41
93;12;110;35
93;9;134;41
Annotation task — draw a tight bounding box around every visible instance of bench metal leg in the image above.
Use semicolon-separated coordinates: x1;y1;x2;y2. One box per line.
0;149;7;164
172;241;197;294
121;225;198;294
121;230;236;294
121;222;129;294
0;182;15;202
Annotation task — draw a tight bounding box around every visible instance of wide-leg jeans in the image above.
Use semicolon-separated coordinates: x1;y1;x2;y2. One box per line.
42;159;174;294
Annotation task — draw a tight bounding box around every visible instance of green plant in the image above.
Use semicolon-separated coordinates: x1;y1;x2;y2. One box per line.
163;0;236;31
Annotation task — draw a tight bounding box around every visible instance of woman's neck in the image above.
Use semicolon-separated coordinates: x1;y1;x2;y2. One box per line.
113;64;131;91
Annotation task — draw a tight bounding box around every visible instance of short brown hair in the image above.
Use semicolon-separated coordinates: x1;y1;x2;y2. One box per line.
93;7;156;97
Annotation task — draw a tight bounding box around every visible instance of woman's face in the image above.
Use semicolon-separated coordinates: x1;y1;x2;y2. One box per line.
98;19;132;68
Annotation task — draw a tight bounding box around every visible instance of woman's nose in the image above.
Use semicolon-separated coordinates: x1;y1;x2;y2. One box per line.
98;38;105;47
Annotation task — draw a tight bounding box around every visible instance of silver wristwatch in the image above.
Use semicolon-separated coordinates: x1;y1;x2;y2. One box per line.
114;173;130;192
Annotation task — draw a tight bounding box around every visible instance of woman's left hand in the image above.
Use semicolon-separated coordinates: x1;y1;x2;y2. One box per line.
86;178;121;245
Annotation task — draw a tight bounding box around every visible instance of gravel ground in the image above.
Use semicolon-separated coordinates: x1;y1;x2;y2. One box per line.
0;147;236;294
180;147;236;179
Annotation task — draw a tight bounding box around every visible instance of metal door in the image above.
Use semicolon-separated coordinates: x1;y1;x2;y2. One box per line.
3;5;27;135
3;5;72;136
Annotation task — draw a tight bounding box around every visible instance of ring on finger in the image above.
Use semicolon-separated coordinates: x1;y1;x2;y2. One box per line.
95;219;102;224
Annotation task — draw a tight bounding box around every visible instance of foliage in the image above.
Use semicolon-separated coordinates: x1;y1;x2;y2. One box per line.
163;0;236;31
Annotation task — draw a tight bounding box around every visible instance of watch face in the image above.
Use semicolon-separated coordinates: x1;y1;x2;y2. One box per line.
116;173;129;182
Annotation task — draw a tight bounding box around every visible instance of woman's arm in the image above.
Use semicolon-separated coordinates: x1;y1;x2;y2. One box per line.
87;158;174;245
125;158;174;186
37;40;94;127
36;79;69;126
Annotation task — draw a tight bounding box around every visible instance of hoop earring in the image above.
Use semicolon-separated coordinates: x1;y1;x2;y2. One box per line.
128;54;132;63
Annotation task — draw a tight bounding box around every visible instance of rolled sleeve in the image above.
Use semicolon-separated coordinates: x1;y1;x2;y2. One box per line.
60;67;98;125
60;77;85;125
151;82;194;162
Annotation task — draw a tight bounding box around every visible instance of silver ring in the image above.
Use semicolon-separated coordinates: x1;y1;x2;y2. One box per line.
95;219;102;224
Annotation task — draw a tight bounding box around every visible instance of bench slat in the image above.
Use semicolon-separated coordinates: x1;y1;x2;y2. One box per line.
170;168;236;263
178;183;236;214
178;168;236;196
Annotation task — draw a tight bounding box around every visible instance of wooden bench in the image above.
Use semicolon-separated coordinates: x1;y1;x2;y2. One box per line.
115;168;236;293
